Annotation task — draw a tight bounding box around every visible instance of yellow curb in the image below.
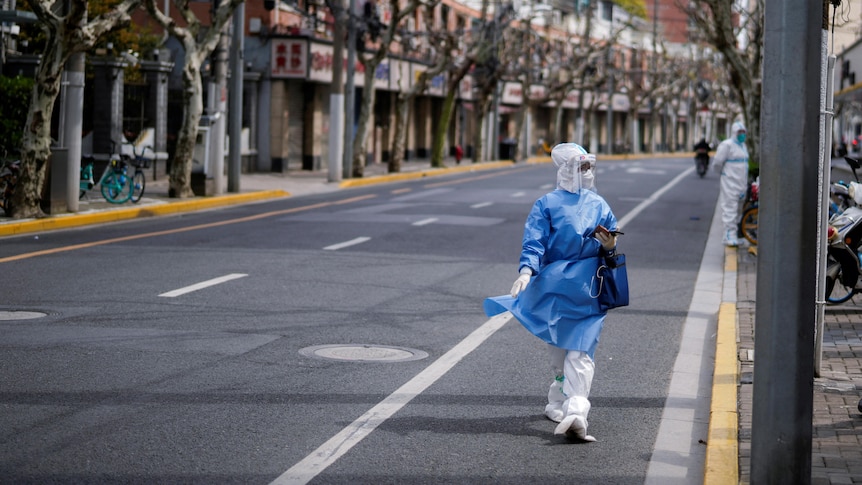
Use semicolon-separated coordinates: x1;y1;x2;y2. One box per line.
0;190;290;237
338;161;515;188
704;248;740;484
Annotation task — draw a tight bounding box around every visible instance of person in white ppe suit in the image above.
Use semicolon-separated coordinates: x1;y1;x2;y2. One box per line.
713;121;750;247
484;143;619;442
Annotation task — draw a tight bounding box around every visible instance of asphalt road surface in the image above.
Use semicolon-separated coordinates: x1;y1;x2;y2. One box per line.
0;157;720;484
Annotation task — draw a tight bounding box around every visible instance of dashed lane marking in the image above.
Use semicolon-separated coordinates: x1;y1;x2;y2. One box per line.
412;217;438;226
159;273;248;298
323;237;371;251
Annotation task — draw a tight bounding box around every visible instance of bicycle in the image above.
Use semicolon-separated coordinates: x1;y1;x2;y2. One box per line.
79;142;150;204
0;152;20;216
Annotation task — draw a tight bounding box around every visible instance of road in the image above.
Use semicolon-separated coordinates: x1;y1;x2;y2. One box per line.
0;157;720;484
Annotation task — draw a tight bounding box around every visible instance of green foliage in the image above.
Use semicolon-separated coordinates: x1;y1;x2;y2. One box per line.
0;75;34;158
615;0;647;19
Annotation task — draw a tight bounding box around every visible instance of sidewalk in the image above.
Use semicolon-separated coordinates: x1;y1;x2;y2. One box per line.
0;158;515;237
734;246;862;484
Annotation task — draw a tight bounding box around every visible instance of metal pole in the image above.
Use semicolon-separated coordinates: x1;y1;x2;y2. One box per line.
606;66;613;155
328;0;345;182
815;54;837;375
63;52;85;212
228;2;244;193
750;0;824;482
210;15;229;194
343;0;357;179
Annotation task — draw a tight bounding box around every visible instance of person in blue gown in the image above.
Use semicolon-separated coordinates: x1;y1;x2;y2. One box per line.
484;143;619;441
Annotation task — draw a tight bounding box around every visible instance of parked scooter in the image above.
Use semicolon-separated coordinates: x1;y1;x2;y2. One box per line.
825;156;862;304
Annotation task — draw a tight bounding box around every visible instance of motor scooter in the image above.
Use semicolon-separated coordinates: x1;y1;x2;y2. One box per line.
825;157;862;304
694;146;710;178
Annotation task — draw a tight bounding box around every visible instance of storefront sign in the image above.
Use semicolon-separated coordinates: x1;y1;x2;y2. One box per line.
374;61;390;89
501;81;522;105
271;39;308;78
308;43;366;86
413;65;445;96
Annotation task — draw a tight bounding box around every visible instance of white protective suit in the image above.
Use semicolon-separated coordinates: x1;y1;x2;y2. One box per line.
713;121;750;246
484;143;618;441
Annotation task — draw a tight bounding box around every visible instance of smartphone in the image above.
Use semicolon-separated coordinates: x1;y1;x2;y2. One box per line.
593;225;624;237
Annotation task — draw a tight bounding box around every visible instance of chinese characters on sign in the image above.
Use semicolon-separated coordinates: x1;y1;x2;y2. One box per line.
272;39;308;78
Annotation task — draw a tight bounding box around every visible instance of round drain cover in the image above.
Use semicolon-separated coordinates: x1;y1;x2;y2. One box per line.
300;344;428;362
0;311;47;321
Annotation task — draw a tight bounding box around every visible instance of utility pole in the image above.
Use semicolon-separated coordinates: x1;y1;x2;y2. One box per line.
210;0;229;194
328;0;345;182
228;2;244;193
343;0;357;179
606;11;613;155
750;0;824;482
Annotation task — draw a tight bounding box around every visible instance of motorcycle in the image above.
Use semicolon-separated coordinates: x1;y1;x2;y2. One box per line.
694;147;710;178
825;156;862;304
739;178;760;245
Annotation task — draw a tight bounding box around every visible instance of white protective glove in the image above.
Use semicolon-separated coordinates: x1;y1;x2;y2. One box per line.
510;268;533;298
595;231;617;252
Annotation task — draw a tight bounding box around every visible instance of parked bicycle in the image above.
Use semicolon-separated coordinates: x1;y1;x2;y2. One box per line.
0;150;21;216
79;141;150;204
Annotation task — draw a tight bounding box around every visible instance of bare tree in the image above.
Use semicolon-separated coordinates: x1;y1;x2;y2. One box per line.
470;2;515;163
11;0;142;219
686;0;763;163
389;2;447;172
350;0;422;177
428;2;507;167
144;0;243;197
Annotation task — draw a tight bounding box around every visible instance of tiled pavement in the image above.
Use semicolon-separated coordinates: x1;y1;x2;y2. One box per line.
735;247;862;484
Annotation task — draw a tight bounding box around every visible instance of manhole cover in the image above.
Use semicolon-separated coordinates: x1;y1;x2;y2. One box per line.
300;344;429;362
0;311;47;321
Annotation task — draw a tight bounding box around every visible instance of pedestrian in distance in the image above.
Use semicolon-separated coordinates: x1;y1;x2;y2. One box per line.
484;143;620;442
455;144;464;165
713;121;750;247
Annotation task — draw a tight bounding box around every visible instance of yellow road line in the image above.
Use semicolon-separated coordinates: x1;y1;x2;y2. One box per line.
0;190;291;238
338;161;514;188
0;194;376;264
704;249;740;484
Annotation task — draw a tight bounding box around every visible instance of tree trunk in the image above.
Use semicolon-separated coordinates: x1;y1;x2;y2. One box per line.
472;103;486;163
13;42;66;219
430;89;458;168
352;66;378;177
389;92;409;172
170;54;203;198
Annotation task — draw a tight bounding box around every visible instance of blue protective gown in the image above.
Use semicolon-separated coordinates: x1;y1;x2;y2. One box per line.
484;189;618;359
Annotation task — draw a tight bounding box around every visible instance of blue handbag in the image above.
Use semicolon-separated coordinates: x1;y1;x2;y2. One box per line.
592;253;629;311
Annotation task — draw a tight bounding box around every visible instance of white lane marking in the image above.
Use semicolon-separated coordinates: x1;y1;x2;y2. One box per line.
616;166;695;229
627;166;666;175
159;273;248;298
323;237;371;251
540;184;554;190
274;165;695;484
471;202;493;209
412;217;438;226
270;312;514;485
511;191;526;197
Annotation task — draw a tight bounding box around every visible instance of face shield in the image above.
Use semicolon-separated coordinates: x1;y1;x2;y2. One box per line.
551;143;597;193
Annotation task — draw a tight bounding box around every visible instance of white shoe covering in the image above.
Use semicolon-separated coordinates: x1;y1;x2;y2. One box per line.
546;346;596;440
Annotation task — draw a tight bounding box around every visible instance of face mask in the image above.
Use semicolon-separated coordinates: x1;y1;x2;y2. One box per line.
737;133;746;143
580;169;595;190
